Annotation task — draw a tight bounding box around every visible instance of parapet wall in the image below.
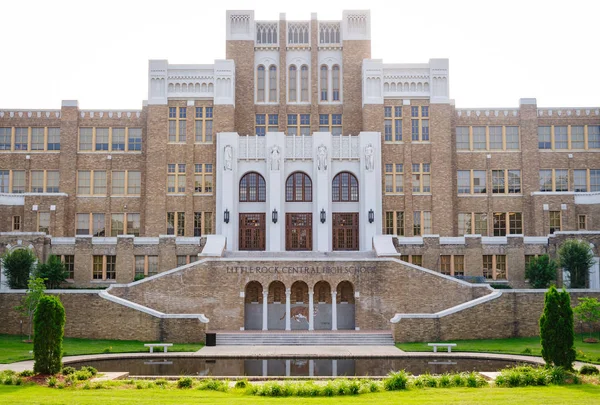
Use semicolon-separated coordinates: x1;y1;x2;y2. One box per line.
392;290;600;342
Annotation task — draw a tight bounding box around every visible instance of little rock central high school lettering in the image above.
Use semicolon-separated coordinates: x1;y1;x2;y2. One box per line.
226;265;377;275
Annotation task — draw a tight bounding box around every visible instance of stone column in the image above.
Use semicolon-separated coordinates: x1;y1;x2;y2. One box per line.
332;359;338;377
331;291;338;331
262;359;268;377
308;289;314;331
262;290;269;331
285;360;291;377
309;360;314;377
285;288;291;331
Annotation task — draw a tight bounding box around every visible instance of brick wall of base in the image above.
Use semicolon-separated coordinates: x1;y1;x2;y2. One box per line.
0;293;206;343
392;290;600;342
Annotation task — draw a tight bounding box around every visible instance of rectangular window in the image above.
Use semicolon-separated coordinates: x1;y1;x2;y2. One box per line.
505;127;519;149
456;127;469;150
460;213;488;235
47;171;59;193
475;213;488;236
508;170;521;193
38;212;50;234
489;126;502;150
492;170;505;194
92;213;105;236
0;170;8;193
76;213;90;235
127;213;140;236
168;107;186;142
12;215;21;231
384;164;403;194
204;212;213;234
95;128;109;150
440;255;464;276
14;128;28;150
93;256;104;280
110;213;124;236
573;170;587;192
195;106;214;143
62;255;74;279
493;212;507;236
554;126;568;149
578;215;587;230
48;128;60;150
384;211;404;236
319;114;342;135
105;255;116;280
177;255;188;267
509;212;523;234
0;128;11;150
473;170;486;194
194;164;213;194
79;128;92;151
167;164;186;193
483;255;507;280
12;171;25;193
589;126;600;149
571;126;585;149
549;211;561;234
31;128;45;150
412;163;431;193
135;256;145;278
127;171;141;195
413;211;432;236
31;170;44;193
287;114;311;136
457;171;471;194
193;212;202;237
538;126;551;149
128;128;142;151
167;212;185;236
591;170;600;192
473;127;486;150
111;171;125;195
75;213;106;236
440;255;451;275
93;171;107;195
111;128;125;151
539;169;553;192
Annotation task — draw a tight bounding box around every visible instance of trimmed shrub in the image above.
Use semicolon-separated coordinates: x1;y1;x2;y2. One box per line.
33;296;66;375
80;366;98;376
1;248;37;289
540;286;576;369
383;370;410;391
18;370;34;377
74;370;92;381
579;365;599;375
177;377;193;389
234;379;248;389
61;366;76;376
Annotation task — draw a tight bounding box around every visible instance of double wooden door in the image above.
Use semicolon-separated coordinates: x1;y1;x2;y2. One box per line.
239;213;265;251
332;213;359;251
286;213;312;251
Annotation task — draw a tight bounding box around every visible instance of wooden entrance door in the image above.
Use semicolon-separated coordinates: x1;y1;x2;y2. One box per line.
239;213;265;251
286;213;312;251
332;213;359;251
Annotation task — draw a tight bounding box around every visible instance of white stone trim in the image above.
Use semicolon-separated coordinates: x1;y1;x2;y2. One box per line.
373;235;399;256
99;291;209;323
200;235;226;257
390;291;502;322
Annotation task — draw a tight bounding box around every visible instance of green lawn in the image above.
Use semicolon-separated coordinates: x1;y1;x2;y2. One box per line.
1;385;600;405
396;334;600;364
0;334;203;364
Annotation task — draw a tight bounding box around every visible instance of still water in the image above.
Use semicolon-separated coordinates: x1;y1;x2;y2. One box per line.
67;357;529;377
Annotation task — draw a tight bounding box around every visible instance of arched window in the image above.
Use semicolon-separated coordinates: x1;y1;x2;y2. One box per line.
320;65;328;101
286;172;312;202
269;65;277;102
288;65;297;102
257;65;265;102
332;172;359;202
239;172;266;202
332;65;340;101
300;65;309;102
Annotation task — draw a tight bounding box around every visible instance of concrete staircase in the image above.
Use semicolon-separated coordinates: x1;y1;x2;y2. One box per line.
214;331;394;346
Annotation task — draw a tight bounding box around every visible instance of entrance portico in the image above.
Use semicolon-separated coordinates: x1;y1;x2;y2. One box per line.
244;279;356;331
216;131;382;252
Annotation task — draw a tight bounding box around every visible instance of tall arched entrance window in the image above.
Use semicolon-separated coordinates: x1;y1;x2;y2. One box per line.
244;281;263;330
285;172;312;251
332;172;359;251
239;172;266;251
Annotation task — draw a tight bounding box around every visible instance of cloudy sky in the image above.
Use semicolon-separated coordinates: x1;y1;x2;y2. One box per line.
1;0;598;109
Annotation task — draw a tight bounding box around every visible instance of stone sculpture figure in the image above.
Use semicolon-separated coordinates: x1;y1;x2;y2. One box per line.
364;143;374;172
270;145;280;171
224;145;233;170
317;144;328;171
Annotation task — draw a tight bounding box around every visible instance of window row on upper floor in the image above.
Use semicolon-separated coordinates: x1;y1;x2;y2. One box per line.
239;171;358;202
168;106;213;143
0;127;60;151
538;125;600;150
384;106;429;142
256;64;341;104
254;113;342;136
78;127;142;152
0;169;59;193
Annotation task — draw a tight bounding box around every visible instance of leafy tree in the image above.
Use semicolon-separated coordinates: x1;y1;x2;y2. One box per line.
558;239;594;288
36;255;68;289
1;249;37;289
539;286;576;369
573;297;600;340
525;254;558;288
15;277;46;342
33;295;65;375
